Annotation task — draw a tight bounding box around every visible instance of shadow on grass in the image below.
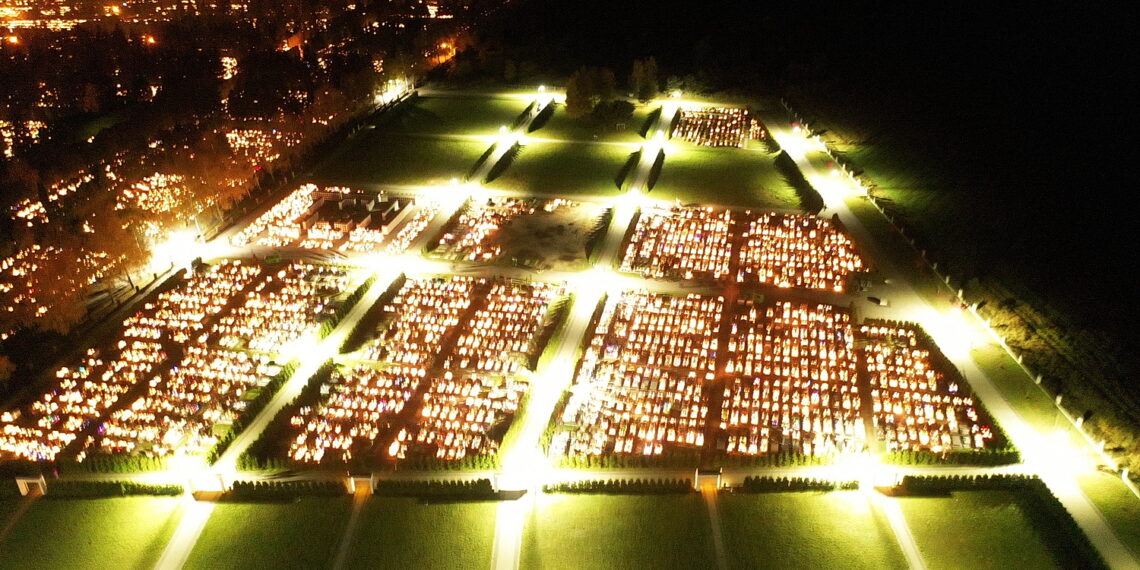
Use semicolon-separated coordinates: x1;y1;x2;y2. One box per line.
615;150;641;189
417;490;527;504
774;150;825;214
484;142;521;184
528;103;555;132
640;107;662;138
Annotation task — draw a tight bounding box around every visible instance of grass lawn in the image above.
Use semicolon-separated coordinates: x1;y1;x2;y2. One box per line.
969;344;1061;432
487;141;635;197
651;146;800;209
185;497;351;569
309;131;490;188
0;496;25;529
530;103;655;144
720;491;906;570
379;96;529;137
346;497;496;569
522;493;715;569
899;490;1059;570
1078;472;1140;554
0;497;182;570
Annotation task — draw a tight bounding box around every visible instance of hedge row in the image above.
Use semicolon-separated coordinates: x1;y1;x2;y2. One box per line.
885;448;1021;466
228;479;344;499
739;476;858;493
236;361;335;471
319;275;377;339
900;475;1107;570
396;453;500;472
207;360;302;465
374;479;495;497
543;478;693;494
59;454;169;474
46;480;183;497
559;449;701;470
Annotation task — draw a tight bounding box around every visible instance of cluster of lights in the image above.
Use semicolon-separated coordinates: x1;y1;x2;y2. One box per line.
437;198;576;262
289;365;425;463
674;106;750;147
96;346;273;456
621;206;733;281
392;371;523;461
0;245;108;339
721;301;862;457
736;213;865;292
213;262;350;354
0;119;45;158
220;56;238;80
233;184;325;247
224;128;301;165
0;262;260;461
861;322;995;453
114;172;189;216
444;281;563;375
362;277;474;365
555;291;721;458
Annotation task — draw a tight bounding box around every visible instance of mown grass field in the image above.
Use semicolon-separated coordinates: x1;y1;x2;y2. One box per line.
309;131;489;188
486;141;635;197
185;497;352;569
719;491;906;570
899;490;1060;570
346;497;496;569
0;497;182;570
522;493;716;569
651;146;800;209
531;103;654;144
382;95;530;137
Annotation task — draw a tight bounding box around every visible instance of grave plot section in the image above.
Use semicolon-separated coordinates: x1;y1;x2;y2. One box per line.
736;213;866;292
393;280;565;463
282;277;566;468
289;277;477;464
433;197;609;270
232;184;438;255
859;321;1005;456
672;106;763;148
0;261;262;462
719;301;863;459
620;205;734;281
550;291;722;466
82;262;353;459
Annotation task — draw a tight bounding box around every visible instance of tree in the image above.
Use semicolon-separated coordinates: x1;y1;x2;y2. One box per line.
637;57;659;102
0;355;13;393
564;69;592;118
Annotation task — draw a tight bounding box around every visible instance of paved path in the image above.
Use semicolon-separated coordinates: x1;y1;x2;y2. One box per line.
331;485;371;570
701;485;730;570
153;498;215;570
872;492;927;570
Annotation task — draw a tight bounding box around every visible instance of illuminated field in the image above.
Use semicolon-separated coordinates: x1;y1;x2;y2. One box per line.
521;493;716;570
382;96;530;137
720;491;907;569
0;497;182;570
530;104;655;144
650;146;798;208
484;141;634;197
345;497;497;570
310;133;489;187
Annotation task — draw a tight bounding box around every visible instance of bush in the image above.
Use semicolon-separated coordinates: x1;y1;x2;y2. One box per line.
739;476;857;493
543;478;692;494
46;480;183;497
59;454;169;474
207;359;306;465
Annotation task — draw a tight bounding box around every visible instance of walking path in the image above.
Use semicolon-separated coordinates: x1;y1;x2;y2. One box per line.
872;492;927;570
153;498;215;570
701;484;730;570
331;484;372;570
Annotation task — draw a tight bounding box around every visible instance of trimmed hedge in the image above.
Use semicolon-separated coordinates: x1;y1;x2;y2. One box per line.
559;448;701;470
739;476;858;493
373;478;495;498
543;478;693;494
207;360;302;465
46;480;183;497
713;452;833;469
228;479;344;499
900;474;1107;570
320;275;377;339
236;361;335;471
59;454;169;474
884;448;1021;466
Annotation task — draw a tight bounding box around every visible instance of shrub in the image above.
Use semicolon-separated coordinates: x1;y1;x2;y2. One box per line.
47;480;183;497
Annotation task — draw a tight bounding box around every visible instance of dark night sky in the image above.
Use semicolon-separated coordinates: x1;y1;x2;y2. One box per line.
496;1;1137;337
